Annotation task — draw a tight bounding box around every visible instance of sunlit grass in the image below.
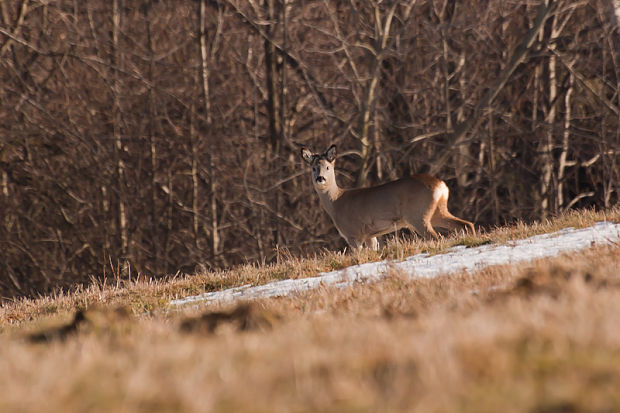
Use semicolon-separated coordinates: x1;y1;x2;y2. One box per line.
1;207;618;325
0;207;619;412
1;243;619;412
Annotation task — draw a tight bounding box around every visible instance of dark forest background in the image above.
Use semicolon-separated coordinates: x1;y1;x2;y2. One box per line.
1;0;618;300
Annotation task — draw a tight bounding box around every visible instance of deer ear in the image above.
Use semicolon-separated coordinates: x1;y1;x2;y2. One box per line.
325;145;337;162
301;148;314;164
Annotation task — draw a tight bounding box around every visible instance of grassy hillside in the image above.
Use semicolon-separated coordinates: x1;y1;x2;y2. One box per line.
1;208;619;412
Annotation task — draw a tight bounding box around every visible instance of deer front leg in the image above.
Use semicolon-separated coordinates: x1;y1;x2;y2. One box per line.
345;237;363;251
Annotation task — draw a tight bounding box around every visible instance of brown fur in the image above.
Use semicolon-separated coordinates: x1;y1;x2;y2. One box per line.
302;146;475;249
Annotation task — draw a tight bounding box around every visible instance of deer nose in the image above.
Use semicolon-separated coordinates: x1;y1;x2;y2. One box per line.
316;176;326;184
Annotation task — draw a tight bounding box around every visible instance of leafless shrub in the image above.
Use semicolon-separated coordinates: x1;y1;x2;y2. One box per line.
0;0;618;298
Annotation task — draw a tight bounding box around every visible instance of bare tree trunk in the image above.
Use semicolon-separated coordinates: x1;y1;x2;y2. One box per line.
454;50;471;188
441;30;453;136
264;0;282;152
558;73;574;210
539;12;557;217
540;1;571;217
200;0;220;261
375;106;382;181
200;0;213;127
533;64;541;128
262;0;283;247
280;0;288;146
357;3;397;187
1;170;7;196
165;169;173;273
209;154;220;261
277;0;290;249
190;103;200;242
112;0;128;257
144;0;159;271
488;115;500;225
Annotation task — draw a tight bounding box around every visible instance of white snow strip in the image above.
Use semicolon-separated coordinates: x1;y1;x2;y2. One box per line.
170;222;620;307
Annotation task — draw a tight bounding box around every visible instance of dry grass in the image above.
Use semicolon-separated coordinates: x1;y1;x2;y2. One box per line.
0;207;619;412
3;207;618;324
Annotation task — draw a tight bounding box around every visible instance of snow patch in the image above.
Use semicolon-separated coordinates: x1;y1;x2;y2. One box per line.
170;222;620;307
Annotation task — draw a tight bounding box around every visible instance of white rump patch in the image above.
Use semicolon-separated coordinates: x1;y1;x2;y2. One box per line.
433;181;449;201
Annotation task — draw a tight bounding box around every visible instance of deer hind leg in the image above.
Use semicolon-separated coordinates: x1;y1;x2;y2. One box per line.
368;237;379;251
405;203;440;240
431;200;475;235
411;217;439;240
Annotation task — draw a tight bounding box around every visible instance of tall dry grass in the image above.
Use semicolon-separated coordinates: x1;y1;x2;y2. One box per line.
2;207;618;324
0;208;619;412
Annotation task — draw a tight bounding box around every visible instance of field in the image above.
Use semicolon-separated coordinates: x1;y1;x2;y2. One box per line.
1;208;620;412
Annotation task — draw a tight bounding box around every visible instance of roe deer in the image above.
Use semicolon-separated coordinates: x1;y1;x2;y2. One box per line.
301;145;474;250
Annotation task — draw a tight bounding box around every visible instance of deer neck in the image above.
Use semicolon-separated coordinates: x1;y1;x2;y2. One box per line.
316;181;343;218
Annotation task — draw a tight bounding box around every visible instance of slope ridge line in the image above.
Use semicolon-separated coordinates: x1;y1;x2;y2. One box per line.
170;222;620;307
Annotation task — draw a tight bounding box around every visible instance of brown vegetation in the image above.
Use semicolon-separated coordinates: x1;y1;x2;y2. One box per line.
179;303;276;334
0;211;619;412
1;1;619;299
0;206;617;323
